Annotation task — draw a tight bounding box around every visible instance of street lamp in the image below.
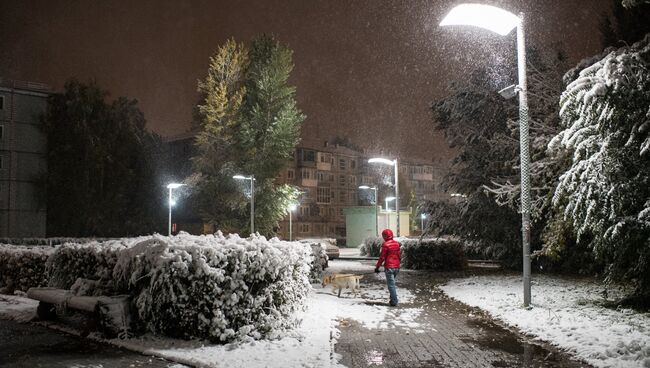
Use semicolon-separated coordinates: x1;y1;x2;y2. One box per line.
369;157;400;236
359;185;379;237
420;213;427;233
233;174;255;235
385;196;396;231
166;183;185;236
440;3;532;307
288;203;297;241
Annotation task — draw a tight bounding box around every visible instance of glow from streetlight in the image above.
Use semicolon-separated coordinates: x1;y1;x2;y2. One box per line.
169;199;177;206
368;157;395;166
439;4;520;36
289;203;298;211
421;213;426;219
167;183;185;189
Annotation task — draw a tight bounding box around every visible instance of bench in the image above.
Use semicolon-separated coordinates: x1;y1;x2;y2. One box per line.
27;287;132;338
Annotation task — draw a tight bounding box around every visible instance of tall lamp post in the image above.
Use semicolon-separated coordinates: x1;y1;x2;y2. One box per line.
385;196;396;231
420;213;427;233
233;174;256;235
288;203;297;241
359;185;379;237
166;183;185;236
369;157;400;236
440;3;532;306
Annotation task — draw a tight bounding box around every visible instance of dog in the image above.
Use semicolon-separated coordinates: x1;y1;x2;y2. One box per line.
322;273;363;298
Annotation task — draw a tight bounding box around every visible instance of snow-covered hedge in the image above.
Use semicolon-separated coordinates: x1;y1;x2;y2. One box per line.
308;242;328;283
46;240;130;289
115;233;312;342
0;245;53;292
361;237;466;270
0;237;111;247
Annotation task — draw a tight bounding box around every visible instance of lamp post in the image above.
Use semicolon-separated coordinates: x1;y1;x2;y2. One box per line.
385;196;396;231
233;174;255;235
369;157;400;236
440;3;532;306
166;183;185;236
420;213;426;233
359;185;379;237
288;203;297;241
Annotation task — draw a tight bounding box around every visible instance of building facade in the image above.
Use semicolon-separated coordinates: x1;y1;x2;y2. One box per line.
276;141;446;243
0;79;50;237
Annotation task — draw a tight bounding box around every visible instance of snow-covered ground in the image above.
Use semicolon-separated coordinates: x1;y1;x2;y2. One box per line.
0;261;423;368
440;274;650;368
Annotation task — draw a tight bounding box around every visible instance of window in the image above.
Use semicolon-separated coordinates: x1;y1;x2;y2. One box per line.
348;175;356;185
0;125;3;140
0;96;4;110
317;171;326;182
328;174;334;182
351;160;356;169
319;206;326;216
317;187;331;204
287;169;294;179
301;168;311;179
0;155;3;170
339;191;346;203
339;175;346;186
339;158;346;170
300;206;310;216
302;149;315;162
329;208;336;217
320;153;331;163
300;223;310;233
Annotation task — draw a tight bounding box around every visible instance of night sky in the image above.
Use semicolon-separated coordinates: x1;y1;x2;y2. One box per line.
0;0;611;161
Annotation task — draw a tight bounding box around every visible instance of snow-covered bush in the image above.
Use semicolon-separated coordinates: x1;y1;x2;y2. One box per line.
0;245;52;292
550;35;650;294
308;242;328;283
46;240;133;289
401;238;467;270
360;236;382;257
360;236;466;270
116;233;312;342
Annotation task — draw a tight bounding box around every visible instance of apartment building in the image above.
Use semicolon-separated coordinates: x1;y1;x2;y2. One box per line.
0;79;50;237
276;141;446;242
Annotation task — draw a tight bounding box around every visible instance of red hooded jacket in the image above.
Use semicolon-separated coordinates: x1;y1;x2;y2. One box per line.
376;229;401;269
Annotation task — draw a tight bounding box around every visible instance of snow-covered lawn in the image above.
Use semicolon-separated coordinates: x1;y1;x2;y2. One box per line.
440;274;650;368
0;260;422;368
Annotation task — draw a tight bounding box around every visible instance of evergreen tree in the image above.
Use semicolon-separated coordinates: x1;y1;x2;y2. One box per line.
43;80;163;236
192;36;304;235
550;35;650;296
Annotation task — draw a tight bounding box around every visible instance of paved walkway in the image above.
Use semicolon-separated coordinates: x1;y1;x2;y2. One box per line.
332;260;592;368
0;319;178;368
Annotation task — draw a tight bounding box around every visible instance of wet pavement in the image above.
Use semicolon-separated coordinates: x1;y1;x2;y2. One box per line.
333;261;593;368
0;319;180;368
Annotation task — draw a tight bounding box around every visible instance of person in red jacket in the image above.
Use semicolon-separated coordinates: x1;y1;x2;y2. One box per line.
374;229;401;306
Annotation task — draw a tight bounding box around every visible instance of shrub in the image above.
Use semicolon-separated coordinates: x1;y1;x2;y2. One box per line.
360;237;383;257
308;242;328;283
116;233;313;342
46;238;146;289
401;238;467;270
0;245;53;292
361;236;467;271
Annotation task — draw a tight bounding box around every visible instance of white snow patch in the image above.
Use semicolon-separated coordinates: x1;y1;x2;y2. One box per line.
0;294;37;322
440;274;650;368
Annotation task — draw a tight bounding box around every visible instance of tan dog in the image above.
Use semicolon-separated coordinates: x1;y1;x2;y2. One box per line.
322;273;364;298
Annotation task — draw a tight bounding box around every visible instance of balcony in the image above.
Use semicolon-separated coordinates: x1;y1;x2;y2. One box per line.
300;178;318;187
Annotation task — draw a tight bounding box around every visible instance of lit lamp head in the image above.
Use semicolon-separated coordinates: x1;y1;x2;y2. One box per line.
386;196;396;202
289;203;298;211
421;213;426;219
167;183;185;189
232;175;248;180
368;158;395;166
439;3;520;36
